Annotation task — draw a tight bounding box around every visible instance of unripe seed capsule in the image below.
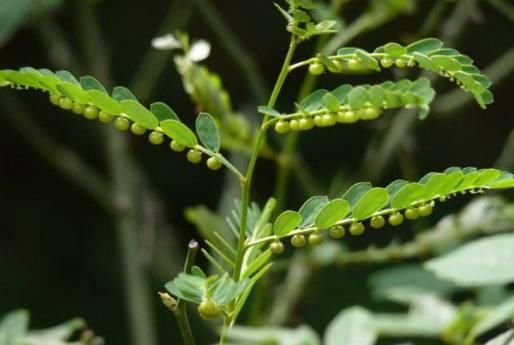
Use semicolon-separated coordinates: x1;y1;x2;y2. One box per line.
388;212;404;226
347;58;361;71
114;117;130;131
207;157;222;170
49;93;61;105
381;58;393;68
395;59;406;68
299;117;314;130
322;114;337;127
291;234;306;248
270;241;284;254
59;97;74;110
349;222;365;236
72;103;85;115
289;119;300;131
314;115;324;127
308;232;324;246
370;215;385;229
170;140;185;152
418;204;433;217
405;208;419;220
187;149;202;164
343;111;358;123
99;111;113;123
328;60;343;73
197;299;222;320
308;62;325;75
149;131;164;145
131;123;146;136
329;225;345;239
363;107;380;120
275;120;290;134
83;106;99;120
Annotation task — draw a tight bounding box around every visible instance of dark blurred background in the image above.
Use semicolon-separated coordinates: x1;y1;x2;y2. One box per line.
0;0;513;344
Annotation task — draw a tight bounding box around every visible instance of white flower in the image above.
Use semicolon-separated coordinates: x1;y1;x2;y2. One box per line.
187;40;211;62
151;33;182;50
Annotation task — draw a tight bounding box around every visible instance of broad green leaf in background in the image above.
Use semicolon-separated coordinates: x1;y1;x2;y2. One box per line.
0;309;29;345
485;330;514;345
425;234;514;287
324;307;377;345
195;112;220;152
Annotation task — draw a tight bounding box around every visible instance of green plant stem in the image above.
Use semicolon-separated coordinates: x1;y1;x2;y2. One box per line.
233;36;298;282
173;240;199;345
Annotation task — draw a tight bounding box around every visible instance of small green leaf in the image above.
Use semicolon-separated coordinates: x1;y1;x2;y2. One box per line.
406;38;443;54
343;182;372;208
322;92;340;112
88;90;123;115
352;188;389;220
56;70;79;85
384;42;407;58
112;86;138;101
346;86;368;109
80;76;107;94
56;82;91;104
195;112;220;152
165;273;205;304
470;296;514;338
391;183;425;209
257;106;281;117
299;195;329;228
160;120;198;148
315;199;350;229
422;173;447;199
300;89;329;111
431;55;461;72
385;180;408;198
324;307;377;345
121;100;159;129
273;210;302;236
356;49;380;71
475;169;501;186
425;234;514;287
151;102;179;121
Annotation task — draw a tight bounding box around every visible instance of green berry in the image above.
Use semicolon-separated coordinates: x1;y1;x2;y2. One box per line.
329;226;345;239
59;97;73;110
49;94;61;105
131;123;146;136
381;58;393;68
308;232;324;246
347;58;361;71
388;212;404;226
289;119;300;131
114;117;130;131
149;131;164;145
349;222;365;236
405;208;419;220
328;60;343;73
207;157;222;170
341;111;358;123
187;149;202;164
197;299;222;320
418;204;433;217
99;111;113;123
370;215;385;229
321;114;336;127
275;120;290;134
299;117;314;130
395;59;406;68
72;103;85;115
83;106;99;120
361;107;380;120
291;234;306;248
170;140;185;152
314;115;324;127
308;62;325;75
270;241;285;254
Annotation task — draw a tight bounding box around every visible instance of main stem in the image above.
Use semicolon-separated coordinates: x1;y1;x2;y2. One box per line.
232;36;298;283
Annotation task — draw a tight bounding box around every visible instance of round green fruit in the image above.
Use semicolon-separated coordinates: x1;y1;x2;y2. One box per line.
388;213;404;226
83;106;99;120
49;94;61;106
170;140;185;152
59;97;73;110
187;149;202;164
329;226;345;239
131;123;146;136
270;241;285;254
370;215;385;229
148;131;164;145
405;208;419;220
418;204;433;217
291;234;306;248
308;62;325;75
99;111;113;123
381;58;394;68
114;117;130;131
395;59;406;68
349;222;365;236
197;299;222;320
207;157;222;170
321;114;337;127
347;58;362;71
308;232;324;246
72;103;85;115
299;117;314;130
313;115;324;127
275;120;290;134
289;119;300;131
